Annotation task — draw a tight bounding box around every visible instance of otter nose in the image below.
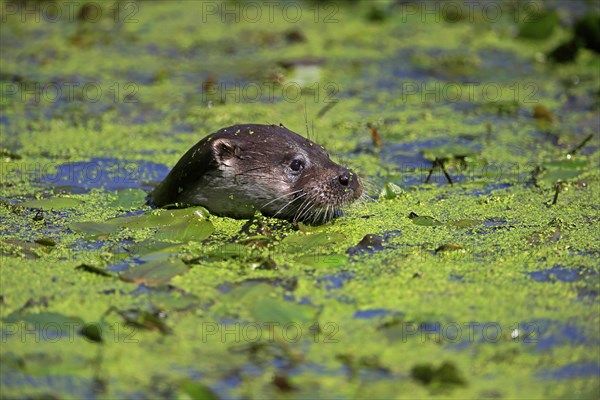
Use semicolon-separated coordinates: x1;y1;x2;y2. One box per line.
338;171;350;186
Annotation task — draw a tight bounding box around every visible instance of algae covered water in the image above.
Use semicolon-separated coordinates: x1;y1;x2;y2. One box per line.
1;1;599;398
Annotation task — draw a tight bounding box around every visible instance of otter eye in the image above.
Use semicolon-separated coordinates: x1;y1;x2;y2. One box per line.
289;159;304;172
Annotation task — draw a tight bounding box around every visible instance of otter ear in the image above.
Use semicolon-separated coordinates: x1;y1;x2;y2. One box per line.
211;138;241;163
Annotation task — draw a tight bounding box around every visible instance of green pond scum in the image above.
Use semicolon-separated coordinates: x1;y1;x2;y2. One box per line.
1;0;599;399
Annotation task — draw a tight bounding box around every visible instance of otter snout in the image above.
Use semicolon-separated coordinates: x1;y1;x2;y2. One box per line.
335;168;363;199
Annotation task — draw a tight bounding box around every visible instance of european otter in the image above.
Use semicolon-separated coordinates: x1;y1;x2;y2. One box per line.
151;124;363;224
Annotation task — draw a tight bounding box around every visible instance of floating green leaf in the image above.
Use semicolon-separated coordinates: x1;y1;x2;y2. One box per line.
250;298;317;326
295;253;348;268
409;212;443;226
154;218;214;242
518;11;559;40
379;182;404;200
225;282;274;305
120;258;189;286
177;381;219;400
543;160;588;170
282;232;346;253
536;159;588;187
20;197;81;210
131;240;181;256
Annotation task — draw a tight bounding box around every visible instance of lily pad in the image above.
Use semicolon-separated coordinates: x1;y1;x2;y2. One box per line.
282;232;346;253
379;182;404;200
225;282;275;304
154;218;214;242
251;298;317;326
120;258;189;287
177;381;219;400
536;159;588;187
408;212;443;226
20;197;82;210
130;240;181;256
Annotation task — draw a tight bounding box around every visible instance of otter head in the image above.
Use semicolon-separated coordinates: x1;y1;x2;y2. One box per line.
152;124;363;224
269;135;363;224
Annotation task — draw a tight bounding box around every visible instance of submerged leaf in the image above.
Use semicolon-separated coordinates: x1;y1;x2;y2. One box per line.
120;258;189;286
411;361;467;386
448;219;481;228
70;221;120;237
75;263;116;277
110;308;172;334
3;312;84;335
435;243;465;253
423;145;477;161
